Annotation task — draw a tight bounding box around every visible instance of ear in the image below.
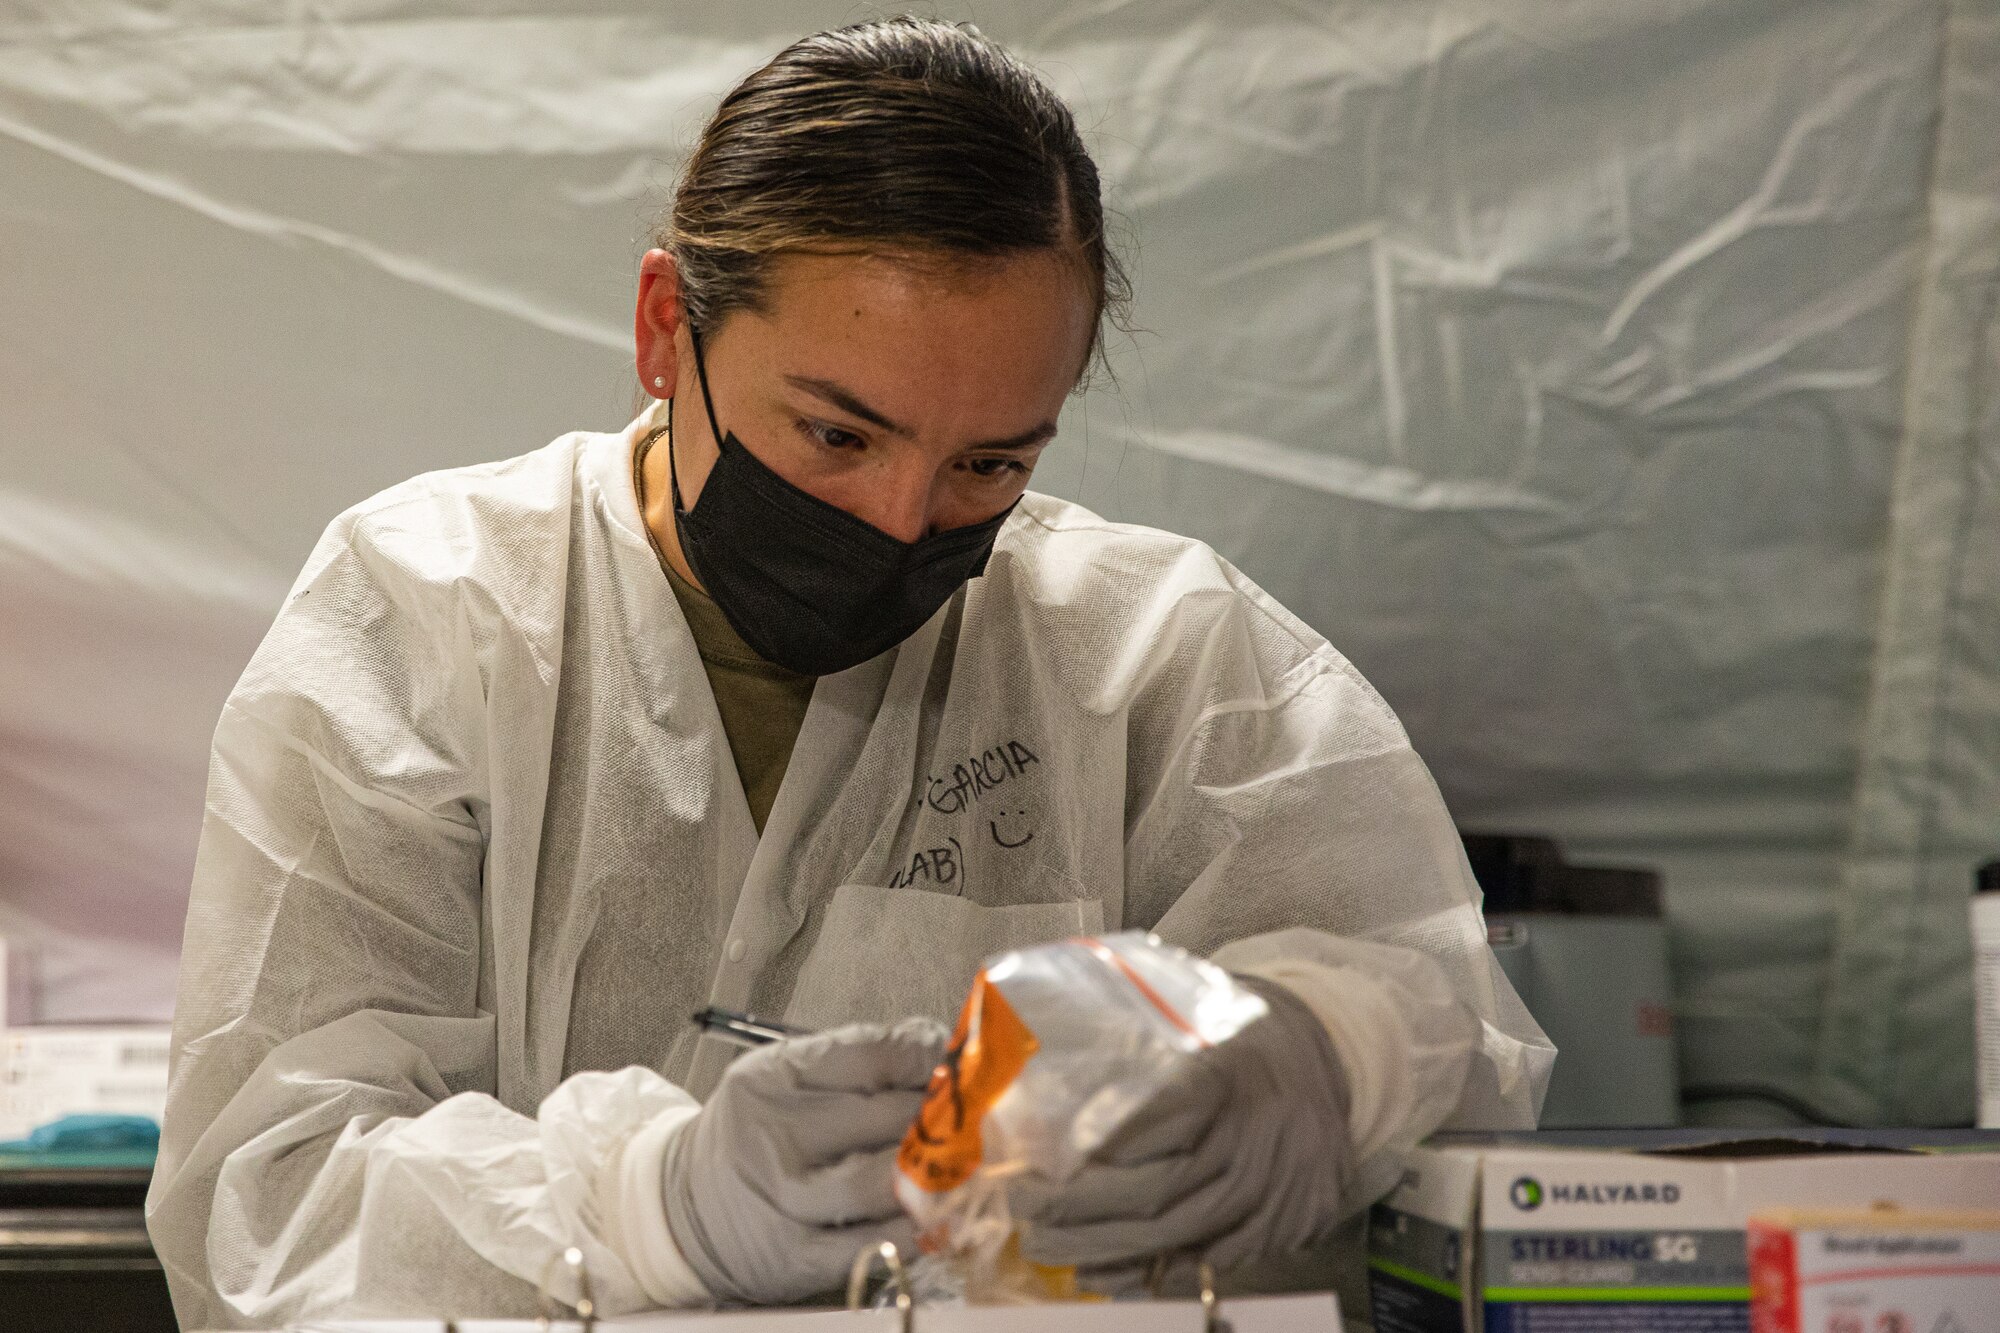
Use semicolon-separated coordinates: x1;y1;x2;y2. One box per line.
635;248;686;400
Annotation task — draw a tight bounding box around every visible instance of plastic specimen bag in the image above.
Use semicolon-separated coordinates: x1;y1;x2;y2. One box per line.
894;931;1268;1302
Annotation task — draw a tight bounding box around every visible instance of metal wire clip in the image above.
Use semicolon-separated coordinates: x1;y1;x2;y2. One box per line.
536;1244;597;1331
846;1239;915;1333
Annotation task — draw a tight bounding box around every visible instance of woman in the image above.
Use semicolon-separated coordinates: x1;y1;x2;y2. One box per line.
146;17;1551;1327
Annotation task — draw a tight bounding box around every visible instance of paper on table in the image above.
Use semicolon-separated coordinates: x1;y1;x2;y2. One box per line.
294;1315;878;1333
292;1318;874;1333
292;1291;1339;1332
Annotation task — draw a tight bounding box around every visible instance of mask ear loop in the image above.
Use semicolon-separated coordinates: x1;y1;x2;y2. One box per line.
663;388;686;515
666;322;731;518
689;322;728;448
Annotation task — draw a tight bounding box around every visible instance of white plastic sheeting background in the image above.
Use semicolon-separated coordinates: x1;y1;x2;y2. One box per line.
1;1;1994;1125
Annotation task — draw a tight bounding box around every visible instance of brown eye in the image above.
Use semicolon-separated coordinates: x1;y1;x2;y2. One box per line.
968;457;1028;479
797;419;864;451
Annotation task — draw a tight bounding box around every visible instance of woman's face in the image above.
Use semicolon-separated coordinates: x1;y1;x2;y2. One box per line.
635;246;1096;542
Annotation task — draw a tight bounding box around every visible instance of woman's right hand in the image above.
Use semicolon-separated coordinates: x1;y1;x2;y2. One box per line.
660;1017;947;1303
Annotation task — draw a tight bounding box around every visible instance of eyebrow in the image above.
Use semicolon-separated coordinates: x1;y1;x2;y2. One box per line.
783;374;1058;452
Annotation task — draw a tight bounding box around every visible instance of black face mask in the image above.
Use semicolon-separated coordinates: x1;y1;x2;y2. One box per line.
667;327;1018;677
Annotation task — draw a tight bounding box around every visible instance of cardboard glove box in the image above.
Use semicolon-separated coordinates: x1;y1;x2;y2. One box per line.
1366;1129;2000;1333
0;1025;171;1139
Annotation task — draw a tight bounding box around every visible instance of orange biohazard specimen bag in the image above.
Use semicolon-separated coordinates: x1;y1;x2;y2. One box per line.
894;932;1268;1304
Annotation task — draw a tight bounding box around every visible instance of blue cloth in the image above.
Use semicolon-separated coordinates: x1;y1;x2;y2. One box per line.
0;1113;159;1154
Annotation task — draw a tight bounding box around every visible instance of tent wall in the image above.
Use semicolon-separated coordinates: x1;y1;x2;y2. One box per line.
1819;0;2000;1126
1;1;1993;1122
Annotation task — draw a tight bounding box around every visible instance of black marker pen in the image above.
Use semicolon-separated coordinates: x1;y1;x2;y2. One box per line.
691;1007;811;1048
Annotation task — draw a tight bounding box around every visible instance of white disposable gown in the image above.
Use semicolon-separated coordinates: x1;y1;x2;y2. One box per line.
145;399;1552;1328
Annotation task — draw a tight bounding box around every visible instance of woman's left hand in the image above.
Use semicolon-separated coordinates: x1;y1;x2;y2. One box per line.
1006;974;1353;1273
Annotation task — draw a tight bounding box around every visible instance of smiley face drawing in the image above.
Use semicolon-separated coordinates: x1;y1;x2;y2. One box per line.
988;809;1034;849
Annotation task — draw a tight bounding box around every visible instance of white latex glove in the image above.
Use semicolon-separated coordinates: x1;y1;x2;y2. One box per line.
662;1018;948;1303
1007;975;1352;1274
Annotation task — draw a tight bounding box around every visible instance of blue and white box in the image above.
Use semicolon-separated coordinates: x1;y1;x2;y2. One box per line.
1366;1129;2000;1333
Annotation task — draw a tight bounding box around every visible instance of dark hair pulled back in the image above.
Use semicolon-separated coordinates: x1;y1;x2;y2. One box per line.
659;16;1128;378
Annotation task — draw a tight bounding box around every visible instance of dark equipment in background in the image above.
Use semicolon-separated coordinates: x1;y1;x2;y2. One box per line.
0;1168;173;1333
1464;833;1679;1128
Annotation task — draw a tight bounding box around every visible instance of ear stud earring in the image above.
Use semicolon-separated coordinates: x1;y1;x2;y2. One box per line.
653;376;667;388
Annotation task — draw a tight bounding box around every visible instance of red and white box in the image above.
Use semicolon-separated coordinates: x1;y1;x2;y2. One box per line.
1749;1207;2000;1333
